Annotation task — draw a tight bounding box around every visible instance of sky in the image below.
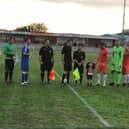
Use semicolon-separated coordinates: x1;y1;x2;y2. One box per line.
0;0;129;35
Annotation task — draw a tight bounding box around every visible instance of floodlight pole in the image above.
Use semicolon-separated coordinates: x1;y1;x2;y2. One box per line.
121;0;126;44
122;0;126;34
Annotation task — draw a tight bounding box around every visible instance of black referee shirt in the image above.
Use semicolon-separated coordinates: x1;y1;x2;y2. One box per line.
73;50;85;63
61;46;72;62
39;46;53;62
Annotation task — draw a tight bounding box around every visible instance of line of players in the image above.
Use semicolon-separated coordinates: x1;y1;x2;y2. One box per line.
2;37;129;86
60;39;129;87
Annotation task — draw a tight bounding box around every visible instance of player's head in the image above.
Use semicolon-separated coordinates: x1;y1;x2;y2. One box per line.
100;42;105;49
89;58;93;63
8;36;15;44
24;37;31;45
66;39;72;47
127;42;129;46
44;39;50;46
125;43;129;50
78;43;83;51
115;40;120;47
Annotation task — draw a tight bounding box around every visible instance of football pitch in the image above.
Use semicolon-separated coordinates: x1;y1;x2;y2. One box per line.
0;48;129;129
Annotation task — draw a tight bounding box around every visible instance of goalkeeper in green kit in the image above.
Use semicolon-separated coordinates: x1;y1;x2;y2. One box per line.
3;37;15;84
109;40;123;86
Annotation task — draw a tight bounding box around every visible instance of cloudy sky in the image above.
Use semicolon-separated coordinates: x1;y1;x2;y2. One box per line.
0;0;129;35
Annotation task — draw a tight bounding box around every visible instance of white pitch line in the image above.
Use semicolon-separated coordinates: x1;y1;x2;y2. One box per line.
55;71;111;128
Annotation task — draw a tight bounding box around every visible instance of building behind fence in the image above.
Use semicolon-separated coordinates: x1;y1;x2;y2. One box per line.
0;31;117;48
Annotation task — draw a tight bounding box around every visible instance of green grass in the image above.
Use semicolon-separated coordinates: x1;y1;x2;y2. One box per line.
0;48;129;129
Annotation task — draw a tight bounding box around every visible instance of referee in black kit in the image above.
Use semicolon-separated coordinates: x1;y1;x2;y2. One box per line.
61;39;72;84
73;43;85;84
39;39;54;84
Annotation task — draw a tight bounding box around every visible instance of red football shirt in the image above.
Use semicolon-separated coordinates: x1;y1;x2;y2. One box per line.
98;48;109;63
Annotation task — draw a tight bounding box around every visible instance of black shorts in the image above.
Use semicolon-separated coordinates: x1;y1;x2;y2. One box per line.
5;59;14;72
40;62;53;72
74;64;84;74
87;74;93;80
64;62;72;71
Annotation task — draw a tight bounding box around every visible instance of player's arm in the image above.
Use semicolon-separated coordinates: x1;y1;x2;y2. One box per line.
39;48;43;64
61;54;64;64
104;49;109;64
13;46;16;61
96;49;100;64
39;55;43;64
111;48;115;65
23;46;30;56
119;47;124;66
81;52;85;64
107;51;109;63
51;48;54;65
6;51;15;56
61;47;65;64
3;45;15;56
125;46;129;56
79;52;85;66
73;51;78;64
24;52;30;56
23;51;30;56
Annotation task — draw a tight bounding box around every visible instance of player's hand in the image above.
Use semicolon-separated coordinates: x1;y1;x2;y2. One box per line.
78;62;82;66
24;52;30;56
75;60;78;63
125;46;129;52
13;56;16;61
119;64;122;68
102;63;106;66
40;61;43;65
51;58;54;64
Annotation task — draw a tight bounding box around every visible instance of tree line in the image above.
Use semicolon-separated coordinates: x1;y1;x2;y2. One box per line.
15;23;48;33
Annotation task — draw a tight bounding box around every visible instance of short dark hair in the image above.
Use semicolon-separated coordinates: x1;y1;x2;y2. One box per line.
24;37;30;42
43;39;50;45
44;39;49;42
100;42;105;47
78;43;83;47
66;39;73;43
8;36;15;41
67;39;73;44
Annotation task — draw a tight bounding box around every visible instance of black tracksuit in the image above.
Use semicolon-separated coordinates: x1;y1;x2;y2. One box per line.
73;49;85;84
